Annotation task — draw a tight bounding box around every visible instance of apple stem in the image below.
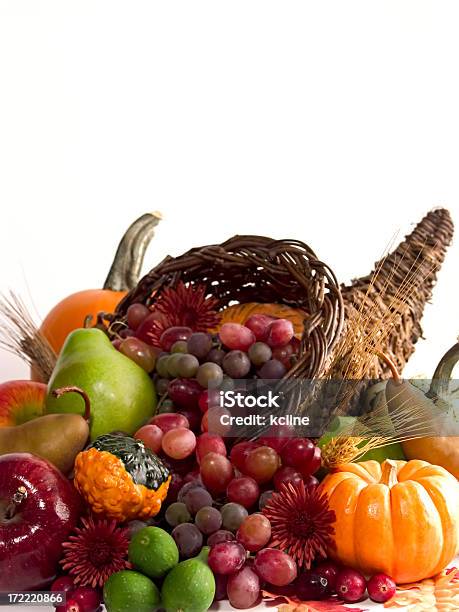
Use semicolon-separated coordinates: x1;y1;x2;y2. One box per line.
5;486;27;519
52;386;91;422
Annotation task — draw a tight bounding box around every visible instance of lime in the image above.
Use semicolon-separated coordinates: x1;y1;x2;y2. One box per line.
129;526;179;579
103;570;160;612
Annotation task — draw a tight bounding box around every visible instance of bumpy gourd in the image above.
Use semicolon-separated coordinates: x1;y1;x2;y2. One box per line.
74;433;171;522
320;459;459;584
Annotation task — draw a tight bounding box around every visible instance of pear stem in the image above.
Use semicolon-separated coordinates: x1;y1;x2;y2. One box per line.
52;386;91;422
5;486;27;519
376;351;401;383
380;460;399;488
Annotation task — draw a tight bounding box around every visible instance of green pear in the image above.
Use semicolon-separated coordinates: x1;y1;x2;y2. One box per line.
46;328;157;440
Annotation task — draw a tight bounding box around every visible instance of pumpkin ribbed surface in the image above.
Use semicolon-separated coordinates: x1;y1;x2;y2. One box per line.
319;459;459;584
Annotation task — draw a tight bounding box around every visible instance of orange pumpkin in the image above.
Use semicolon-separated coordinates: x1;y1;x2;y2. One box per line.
37;213;161;359
319;459;459;584
218;302;307;338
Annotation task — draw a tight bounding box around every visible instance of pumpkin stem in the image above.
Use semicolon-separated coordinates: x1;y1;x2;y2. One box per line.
4;486;27;520
103;212;162;292
376;351;401;383
380;460;399;488
428;341;459;399
52;386;91;422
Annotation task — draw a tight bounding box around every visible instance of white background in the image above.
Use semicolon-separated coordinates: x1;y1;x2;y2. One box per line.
1;1;459;384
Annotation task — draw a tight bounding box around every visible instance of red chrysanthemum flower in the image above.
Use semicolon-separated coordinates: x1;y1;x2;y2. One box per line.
147;282;221;346
263;481;336;569
60;515;130;588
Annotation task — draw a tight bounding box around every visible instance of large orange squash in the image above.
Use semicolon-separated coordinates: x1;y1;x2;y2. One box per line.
319;459;459;584
38;213;161;358
218;302;307;338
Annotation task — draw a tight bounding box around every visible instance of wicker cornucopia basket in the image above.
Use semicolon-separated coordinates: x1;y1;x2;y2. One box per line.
113;235;344;380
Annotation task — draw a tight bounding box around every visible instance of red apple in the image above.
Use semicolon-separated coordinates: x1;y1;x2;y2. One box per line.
0;380;47;426
0;453;81;591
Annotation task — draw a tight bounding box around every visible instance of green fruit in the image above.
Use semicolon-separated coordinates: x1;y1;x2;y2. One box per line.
45;328;157;440
129;526;179;579
103;570;160;612
161;547;215;612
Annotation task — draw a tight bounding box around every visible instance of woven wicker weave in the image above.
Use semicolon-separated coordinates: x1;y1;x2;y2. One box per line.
115;235;344;379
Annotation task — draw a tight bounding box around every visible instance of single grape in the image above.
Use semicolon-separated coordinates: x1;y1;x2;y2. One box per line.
176;354;200;378
244;446;281;484
221;503;248;532
172;523;203;558
126;518;149;539
229;441;259;473
196;362;224;389
248;341;272;366
258;359;287;379
134;424;163;454
127;303;150;331
254;548;298;586
51;575;75;595
171;340;189;353
168;378;202;409
257;423;295;453
150;412;189;432
196;433;227;464
135;311;167;345
187;332;213;359
201;406;232;437
160;326;193;351
183;487;213;515
208;541;246;575
200;452;234;493
281;437;314;468
222;350;251;378
195;506;222;535
177;481;205;503
258;490;274;510
162;427;196;460
294;572;328;601
165;502;192;527
272;340;298;368
227;566;261;609
266;319;294;348
156;354;171;378
112;338;122;350
119;337;157;372
303;474;319;489
244;313;276;341
198;389;220;413
219;323;256;351
220;375;236;391
273;466;303;491
298;446;322;477
206;347;226;366
166;353;185;378
226;477;260;508
237;513;271;552
70;587;101;612
207;530;235;547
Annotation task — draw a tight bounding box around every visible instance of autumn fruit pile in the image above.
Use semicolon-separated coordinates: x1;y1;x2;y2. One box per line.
1;280;459;612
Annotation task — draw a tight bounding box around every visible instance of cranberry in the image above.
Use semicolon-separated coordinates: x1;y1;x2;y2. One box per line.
70;586;101;612
314;560;340;594
294;571;328;600
335;568;367;603
56;600;82;612
51;575;75;597
367;573;396;603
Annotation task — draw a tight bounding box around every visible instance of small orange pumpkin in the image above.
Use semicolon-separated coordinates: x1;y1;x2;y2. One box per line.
319;459;459;584
37;213;161;360
218;302;307;338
